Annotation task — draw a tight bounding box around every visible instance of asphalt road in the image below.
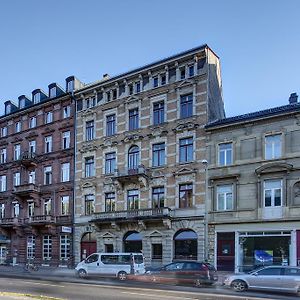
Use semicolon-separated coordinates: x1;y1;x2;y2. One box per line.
0;277;299;300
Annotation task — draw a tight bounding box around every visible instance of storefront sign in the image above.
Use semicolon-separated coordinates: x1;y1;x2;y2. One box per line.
62;226;72;233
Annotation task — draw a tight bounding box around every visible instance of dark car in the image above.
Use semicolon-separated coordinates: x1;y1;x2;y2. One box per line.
140;261;218;287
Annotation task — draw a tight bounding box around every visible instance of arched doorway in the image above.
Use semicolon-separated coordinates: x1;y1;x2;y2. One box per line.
174;229;197;260
80;232;97;260
123;231;142;253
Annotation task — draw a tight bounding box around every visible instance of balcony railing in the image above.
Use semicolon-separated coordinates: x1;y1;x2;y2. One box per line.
92;207;171;222
55;215;72;224
0;217;23;226
13;183;39;196
18;151;37;168
114;165;148;178
24;215;55;224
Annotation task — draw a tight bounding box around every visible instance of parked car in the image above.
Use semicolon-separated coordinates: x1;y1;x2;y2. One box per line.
133;261;218;287
75;252;145;280
224;266;300;294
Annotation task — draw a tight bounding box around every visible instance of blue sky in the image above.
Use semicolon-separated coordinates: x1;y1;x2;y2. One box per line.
0;0;299;117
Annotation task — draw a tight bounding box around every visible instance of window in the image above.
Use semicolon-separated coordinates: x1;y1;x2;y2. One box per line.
105;192;115;212
62;131;71;149
29;140;36;153
161;74;166;85
188;65;194;77
67;80;74;92
27;236;35;259
61;162;70;182
153;102;164;125
29;171;35;184
0;203;5;218
180;94;193;118
13;202;19;217
85;157;95;177
128;146;139;170
217;185;233;211
106;114;116;136
28;201;34;217
135;82;141;93
15;121;21;133
44;136;52;153
264;179;282;207
63;106;71;118
14;144;21;160
153;76;159;88
49;87;56;98
112;90;117;100
44;166;52;185
43;236;52;260
180;67;186;80
152;244;163;260
33;93;40;104
44;199;51;215
257;268;282;276
29;117;36;128
85;194;95;215
152;187;165;208
0;176;6;192
219;143;233;166
106;92;111;102
129;108;139;130
60;235;71;260
179;137;193;163
127;189;139;210
105;152;116;174
0;148;6;163
45;112;53;124
265;134;282;159
61;196;69;215
13;172;20;186
129;84;133;95
1;127;7;137
179;183;193;208
86;120;95;141
152;143;165;167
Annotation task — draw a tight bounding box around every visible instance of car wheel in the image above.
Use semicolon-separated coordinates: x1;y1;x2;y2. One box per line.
77;269;87;279
118;271;127;281
194;279;203;287
231;280;247;292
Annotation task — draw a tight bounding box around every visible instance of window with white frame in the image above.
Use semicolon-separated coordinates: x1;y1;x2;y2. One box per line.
33;92;40;104
13;202;19;217
29;140;36;153
152;187;165;208
265;134;282;160
0;175;6;192
44;136;52;153
105;192;115;212
29;170;35;184
128;146;139;170
179;137;193;163
45;111;53;124
13;172;20;186
85;120;95;141
0;148;6;163
1;127;7;137
15;121;21;133
28;201;34;217
44;199;51;215
85;157;95;177
44;166;52;185
152;143;165;167
49;87;56;98
153;101;164;125
106;114;116;136
129;108;139;130
180;94;193;118
62;131;70;149
43;235;52;260
29;116;36;128
0;203;4;218
63;105;71;118
14;144;21;160
127;189;139;210
217;185;233;211
264;179;282;207
67;80;74;92
27;236;35;259
61;162;70;182
179;183;193;208
85;194;95;215
60;235;71;260
218;143;233;166
61;196;69;215
105;152;116;174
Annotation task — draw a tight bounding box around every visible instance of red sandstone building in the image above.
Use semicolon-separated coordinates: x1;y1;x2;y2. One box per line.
0;76;82;266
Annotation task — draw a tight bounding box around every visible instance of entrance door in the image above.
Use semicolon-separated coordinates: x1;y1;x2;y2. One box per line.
80;232;97;261
217;232;235;271
0;246;6;264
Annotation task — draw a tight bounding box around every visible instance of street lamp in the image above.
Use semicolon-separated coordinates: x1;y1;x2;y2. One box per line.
201;159;209;262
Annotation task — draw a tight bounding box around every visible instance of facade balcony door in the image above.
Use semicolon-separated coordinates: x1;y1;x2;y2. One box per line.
128;146;139;171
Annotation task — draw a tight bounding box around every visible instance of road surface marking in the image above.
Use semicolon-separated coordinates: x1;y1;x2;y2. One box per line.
121;291;197;299
22;281;65;288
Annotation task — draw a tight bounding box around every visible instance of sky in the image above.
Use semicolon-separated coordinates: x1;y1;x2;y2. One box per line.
0;0;299;117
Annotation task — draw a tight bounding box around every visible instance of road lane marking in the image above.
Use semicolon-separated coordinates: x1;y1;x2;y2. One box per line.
22;281;65;288
121;291;198;299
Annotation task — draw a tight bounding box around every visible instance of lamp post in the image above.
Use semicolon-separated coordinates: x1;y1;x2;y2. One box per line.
201;159;209;262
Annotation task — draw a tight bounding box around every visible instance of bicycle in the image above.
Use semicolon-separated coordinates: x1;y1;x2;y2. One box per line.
23;259;39;272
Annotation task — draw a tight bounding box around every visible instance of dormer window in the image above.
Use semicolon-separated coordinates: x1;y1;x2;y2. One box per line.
19;98;25;109
6;104;11;114
67;80;74;92
15;121;21;133
33;93;41;104
49;87;56;98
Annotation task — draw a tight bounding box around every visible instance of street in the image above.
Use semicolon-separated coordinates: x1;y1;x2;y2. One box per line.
0;276;299;300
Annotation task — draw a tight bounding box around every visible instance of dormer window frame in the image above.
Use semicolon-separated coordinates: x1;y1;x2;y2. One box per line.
19;98;26;109
49;86;56;98
67;80;74;93
33;92;41;104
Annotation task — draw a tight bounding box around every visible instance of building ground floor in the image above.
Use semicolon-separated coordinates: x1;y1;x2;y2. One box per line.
74;217;205;267
0;224;72;267
209;221;300;273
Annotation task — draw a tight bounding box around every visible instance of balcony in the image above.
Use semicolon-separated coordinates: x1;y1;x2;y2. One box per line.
18;151;37;168
55;215;72;224
0;217;23;227
13;183;40;198
24;215;55;225
113;165;150;187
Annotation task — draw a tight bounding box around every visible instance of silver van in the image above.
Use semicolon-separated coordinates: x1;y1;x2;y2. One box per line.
75;252;145;280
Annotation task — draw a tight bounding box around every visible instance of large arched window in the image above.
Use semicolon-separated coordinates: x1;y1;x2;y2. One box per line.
174;229;197;260
128;146;139;170
123;231;142;253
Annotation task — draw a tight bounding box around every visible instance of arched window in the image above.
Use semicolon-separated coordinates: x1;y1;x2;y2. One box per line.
123;231;142;253
128;146;139;170
174;229;197;260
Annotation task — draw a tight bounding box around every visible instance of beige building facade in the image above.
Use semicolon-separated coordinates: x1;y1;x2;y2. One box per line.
73;45;225;267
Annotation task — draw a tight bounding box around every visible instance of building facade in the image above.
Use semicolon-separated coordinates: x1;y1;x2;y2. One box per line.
206;93;300;272
0;76;82;266
73;45;225;267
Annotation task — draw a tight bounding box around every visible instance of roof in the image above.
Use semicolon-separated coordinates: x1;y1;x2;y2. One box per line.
205;102;300;129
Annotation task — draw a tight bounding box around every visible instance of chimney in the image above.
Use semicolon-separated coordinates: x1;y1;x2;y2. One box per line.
289;92;298;104
102;74;110;80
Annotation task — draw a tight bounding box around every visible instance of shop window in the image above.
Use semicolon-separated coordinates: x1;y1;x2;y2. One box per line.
174;229;197;260
123;231;142;253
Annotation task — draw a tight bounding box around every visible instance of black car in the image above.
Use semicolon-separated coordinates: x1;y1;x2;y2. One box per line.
140;261;218;287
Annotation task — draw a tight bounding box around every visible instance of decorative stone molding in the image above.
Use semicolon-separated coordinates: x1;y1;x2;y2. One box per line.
173;167;197;177
123;134;144;143
138;220;146;230
255;162;293;175
172;121;199;133
163;219;171;229
111;221;120;231
80;108;96;118
79;142;98;153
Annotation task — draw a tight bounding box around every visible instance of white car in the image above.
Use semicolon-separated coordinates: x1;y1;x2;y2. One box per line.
224;266;300;294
